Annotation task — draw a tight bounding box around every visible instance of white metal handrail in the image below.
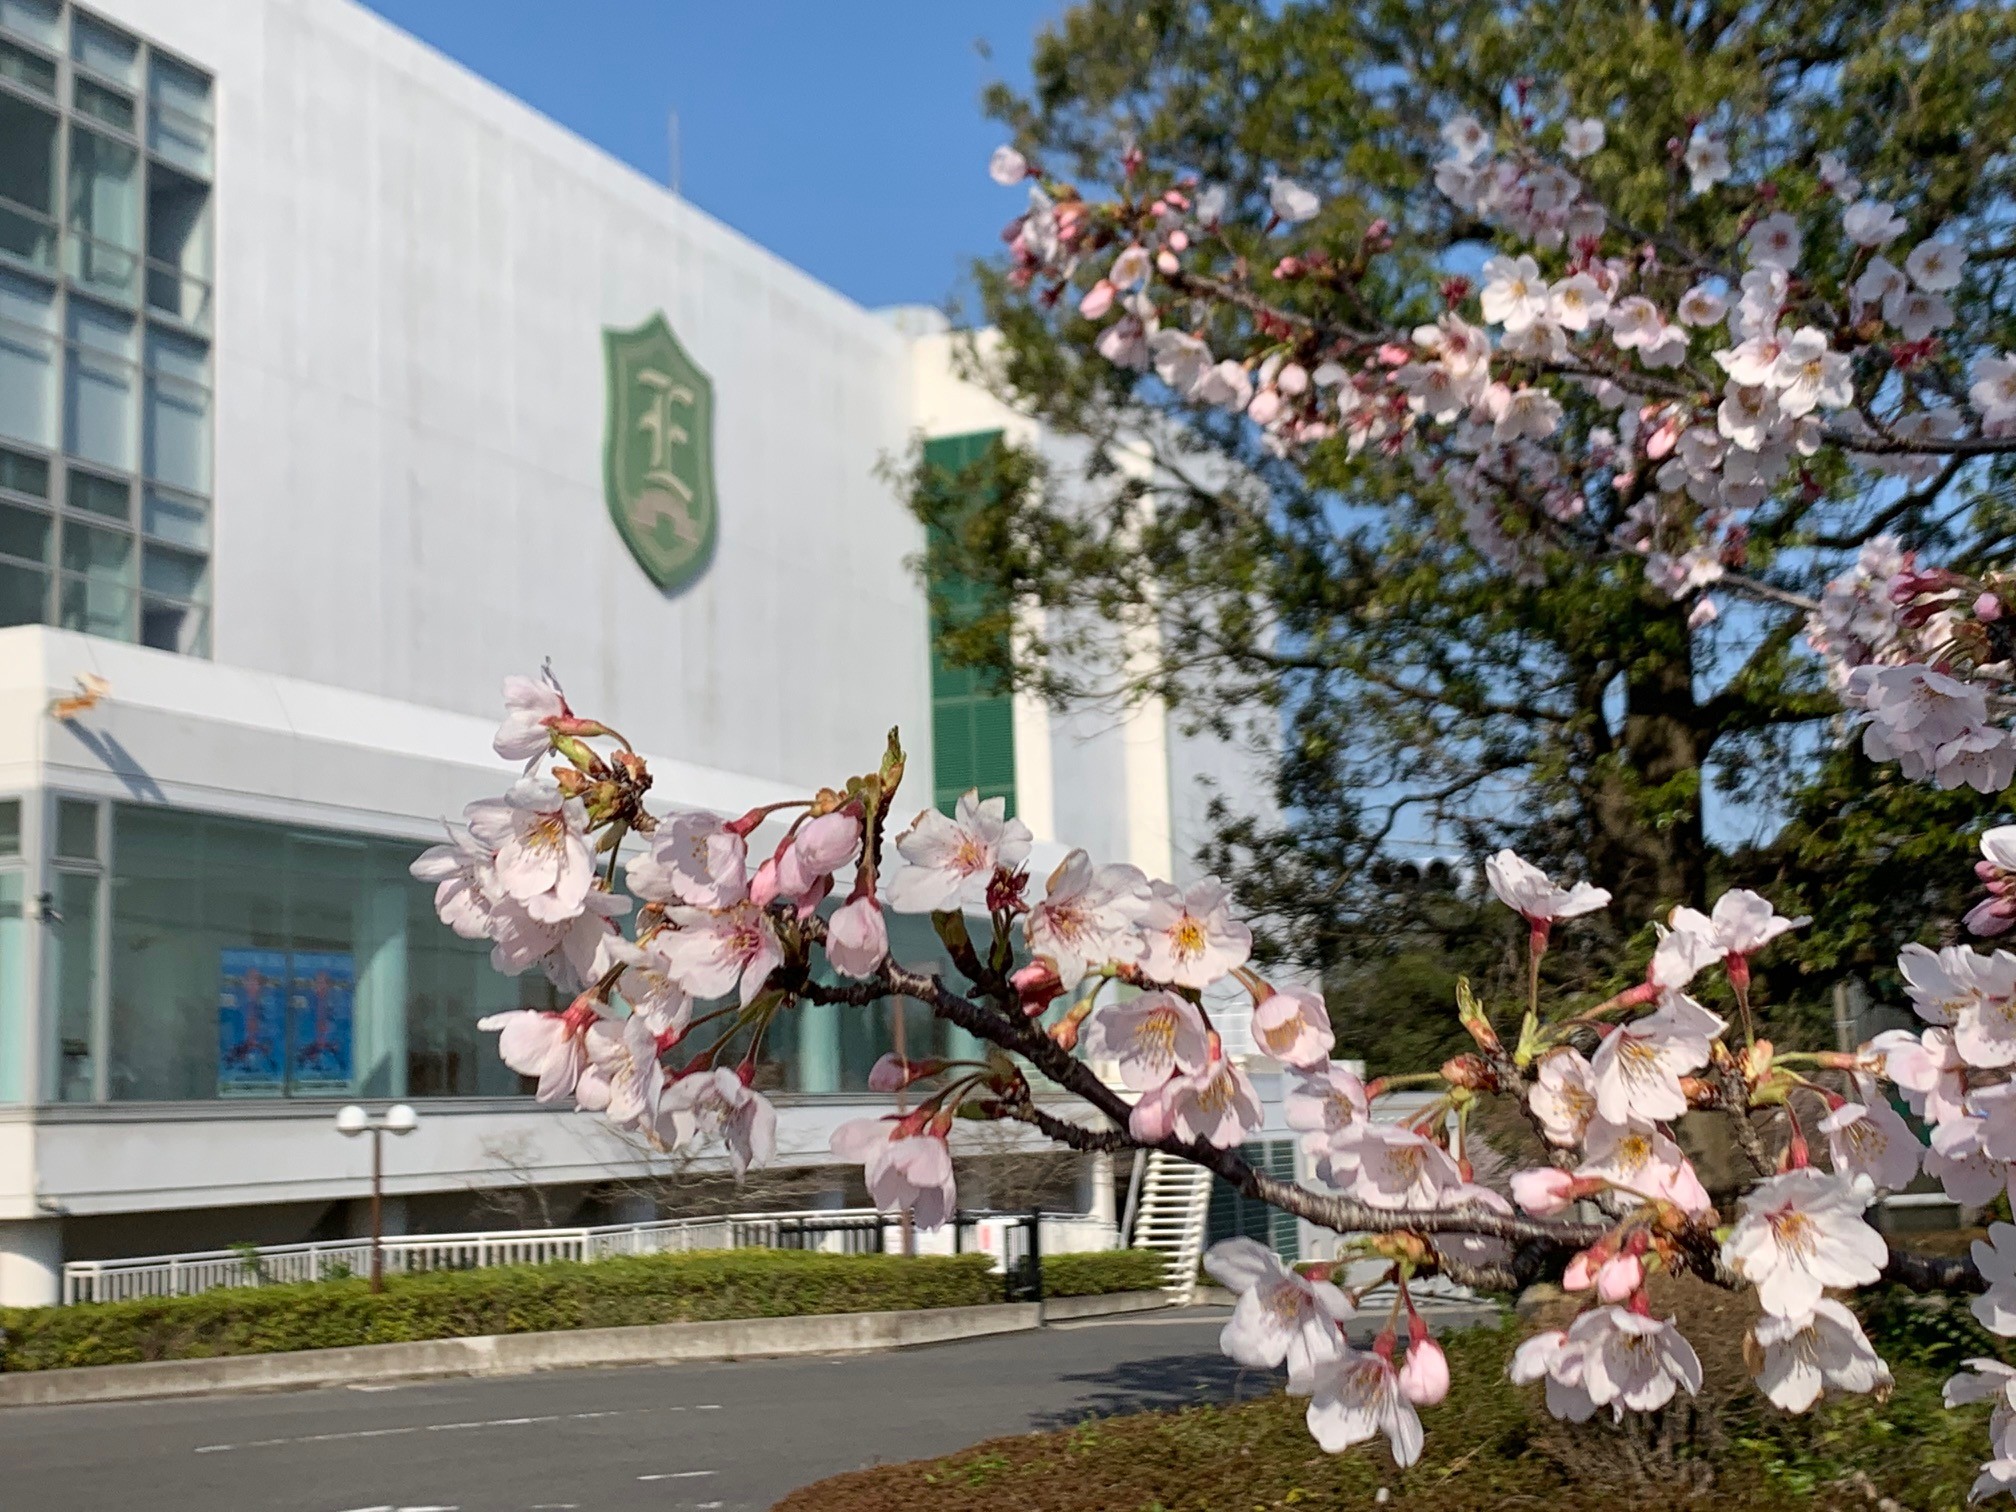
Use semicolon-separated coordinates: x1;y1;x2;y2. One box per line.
60;1208;1119;1305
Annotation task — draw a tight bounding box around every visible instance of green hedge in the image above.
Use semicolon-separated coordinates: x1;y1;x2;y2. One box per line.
0;1249;1000;1372
0;1245;1168;1372
1039;1248;1168;1297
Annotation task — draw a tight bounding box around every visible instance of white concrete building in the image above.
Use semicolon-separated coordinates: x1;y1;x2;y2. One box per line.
0;0;1282;1304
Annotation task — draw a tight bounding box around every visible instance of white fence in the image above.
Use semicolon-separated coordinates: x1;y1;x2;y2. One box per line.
60;1209;1120;1305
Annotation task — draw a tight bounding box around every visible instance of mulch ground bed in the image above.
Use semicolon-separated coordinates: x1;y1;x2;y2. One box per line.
778;1272;1998;1511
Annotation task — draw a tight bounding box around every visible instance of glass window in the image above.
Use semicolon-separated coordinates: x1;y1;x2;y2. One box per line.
0;497;48;560
63;298;135;468
0;0;59;49
147;54;210;176
0;869;27;1103
70;13;136;87
139;593;203;653
66;465;127;520
55;796;97;859
0;796;17;855
0;556;44;624
146;167;209;327
0;90;57;269
144;328;209;491
142;483;204;547
0;35;56;96
73;74;133;134
58;517;132;639
65;125;139;299
0;444;46;497
0;268;56;447
53;867;100;1102
109;808;551;1102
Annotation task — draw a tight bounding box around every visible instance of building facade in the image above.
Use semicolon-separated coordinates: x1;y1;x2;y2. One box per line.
0;0;1281;1305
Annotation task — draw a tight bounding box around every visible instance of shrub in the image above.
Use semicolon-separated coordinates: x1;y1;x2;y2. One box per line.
1039;1248;1166;1298
0;1249;1000;1372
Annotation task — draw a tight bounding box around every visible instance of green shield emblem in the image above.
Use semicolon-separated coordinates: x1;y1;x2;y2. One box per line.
602;313;718;591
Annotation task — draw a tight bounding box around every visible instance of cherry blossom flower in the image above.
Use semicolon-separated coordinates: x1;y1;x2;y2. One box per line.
626;811;749;909
1684;132;1731;193
576;1012;665;1127
479;1001;603;1102
1576;1117;1712;1215
1083;989;1210;1091
1906;236;1966;292
1480;254;1549;331
485;887;629;987
1970;1223;2016;1334
1869;1026;1967;1124
1651;888;1810;988
1928;1114;2010;1206
1511;1166;1578;1215
1131;1055;1263;1148
1898;942;2016;1065
1745;212;1803;270
1139;877;1252;987
988;145;1029;185
1024;850;1150;988
886;791;1032;913
1676;284;1728;327
1772;328;1853;416
469;778;595;925
1440;113;1491;163
1843;198;1907;249
1750;1299;1891;1412
1723;1167;1888;1316
1588;993;1724;1125
493;669;572;762
657;898;783;1006
1484;850;1611;929
1204;1236;1354;1390
1572;1306;1703;1414
1561;117;1605;160
1528;1048;1599;1146
411;823;502;940
1509;1329;1598;1421
1305;1347;1424;1466
1332;1123;1463;1209
1269;177;1320;224
1970;356;2016;435
1285;1062;1371;1163
1250;985;1335;1069
826;893;889;979
1819;1081;1923;1192
660;1068;776;1178
831;1113;958;1228
607;934;692;1037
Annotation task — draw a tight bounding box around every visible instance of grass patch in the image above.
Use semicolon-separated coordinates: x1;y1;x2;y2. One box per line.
778;1274;2007;1512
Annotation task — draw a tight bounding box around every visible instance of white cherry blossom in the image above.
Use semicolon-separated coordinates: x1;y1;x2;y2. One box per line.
886;790;1032;912
1205;1236;1354;1390
1842;199;1907;248
1561;117;1605;160
1751;1299;1891;1411
1906;236;1966;292
1820;1081;1923;1192
1571;1306;1703;1413
661;1068;776;1178
1528;1047;1599;1146
1723;1167;1887;1316
1484;849;1611;925
1305;1348;1424;1466
1024;849;1149;988
1588;993;1724;1125
1139;877;1252;987
1269;177;1320;224
1083;989;1210;1091
1970;1222;2016;1334
1250;985;1335;1069
831;1114;958;1228
1510;1329;1598;1421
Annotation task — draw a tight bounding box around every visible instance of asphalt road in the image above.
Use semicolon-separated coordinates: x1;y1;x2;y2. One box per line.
0;1309;1273;1512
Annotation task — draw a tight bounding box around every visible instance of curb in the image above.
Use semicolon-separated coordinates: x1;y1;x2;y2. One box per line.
0;1292;1173;1409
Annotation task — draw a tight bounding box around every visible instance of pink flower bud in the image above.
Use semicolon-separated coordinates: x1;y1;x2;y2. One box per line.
1967;897;2016;937
1167;230;1189;252
1078;280;1116;320
1563;1250;1598;1291
1273;255;1304;279
1510;1167;1577;1216
1155;249;1180;275
1978;592;2005;622
828;894;889;979
1398;1337;1450;1406
1595;1253;1644;1303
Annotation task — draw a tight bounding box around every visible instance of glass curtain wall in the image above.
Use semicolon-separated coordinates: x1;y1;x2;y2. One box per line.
0;1;212;650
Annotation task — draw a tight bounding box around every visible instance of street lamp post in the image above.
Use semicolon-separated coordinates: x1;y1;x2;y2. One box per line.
336;1102;418;1293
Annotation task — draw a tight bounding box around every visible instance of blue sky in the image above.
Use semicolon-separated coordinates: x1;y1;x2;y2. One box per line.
357;0;1062;312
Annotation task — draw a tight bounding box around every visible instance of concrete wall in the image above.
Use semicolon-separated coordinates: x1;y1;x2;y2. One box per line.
82;0;931;793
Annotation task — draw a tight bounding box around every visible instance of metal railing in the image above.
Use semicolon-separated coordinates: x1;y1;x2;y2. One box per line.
60;1207;1119;1305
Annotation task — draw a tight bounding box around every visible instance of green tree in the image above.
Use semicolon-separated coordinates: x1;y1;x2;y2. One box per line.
910;0;2016;1000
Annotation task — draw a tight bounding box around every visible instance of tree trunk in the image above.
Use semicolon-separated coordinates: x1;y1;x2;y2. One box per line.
1586;633;1709;923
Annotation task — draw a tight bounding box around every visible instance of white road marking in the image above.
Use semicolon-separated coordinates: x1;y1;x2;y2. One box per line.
197;1405;686;1453
696;1502;725;1509
694;1403;721;1410
636;1470;716;1482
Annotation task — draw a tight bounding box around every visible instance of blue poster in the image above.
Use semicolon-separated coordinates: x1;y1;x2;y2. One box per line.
288;951;355;1094
217;948;288;1097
